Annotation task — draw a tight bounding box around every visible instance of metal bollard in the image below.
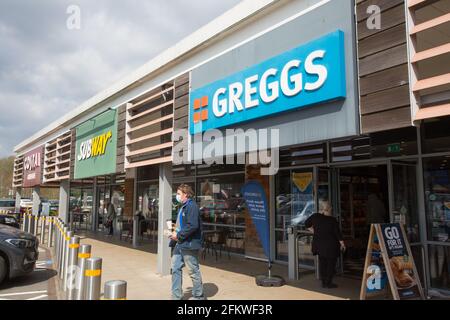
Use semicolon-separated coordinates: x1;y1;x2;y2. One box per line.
76;244;92;300
85;257;102;300
33;215;38;236
27;214;32;234
22;214;26;231
55;220;60;263
104;280;127;300
66;236;80;299
48;217;54;247
40;216;46;245
62;230;73;286
59;227;68;279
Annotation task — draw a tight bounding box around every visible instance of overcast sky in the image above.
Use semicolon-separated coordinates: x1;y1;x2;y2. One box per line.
0;0;241;157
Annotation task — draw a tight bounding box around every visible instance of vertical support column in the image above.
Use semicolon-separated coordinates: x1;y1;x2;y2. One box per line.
15;187;22;213
91;177;97;232
32;187;41;216
59;180;70;225
32;187;41;235
157;162;172;276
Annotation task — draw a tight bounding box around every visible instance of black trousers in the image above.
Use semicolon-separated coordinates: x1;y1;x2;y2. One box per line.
319;256;337;285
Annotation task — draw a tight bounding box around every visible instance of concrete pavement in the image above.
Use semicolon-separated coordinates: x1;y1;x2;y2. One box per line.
75;233;360;300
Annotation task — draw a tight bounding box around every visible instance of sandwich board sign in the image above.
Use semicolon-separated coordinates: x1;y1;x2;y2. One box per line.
360;223;425;300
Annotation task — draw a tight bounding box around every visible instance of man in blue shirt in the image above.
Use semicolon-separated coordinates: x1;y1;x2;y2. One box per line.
169;184;205;300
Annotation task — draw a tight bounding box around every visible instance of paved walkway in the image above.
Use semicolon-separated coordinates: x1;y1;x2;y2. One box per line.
73;233;360;300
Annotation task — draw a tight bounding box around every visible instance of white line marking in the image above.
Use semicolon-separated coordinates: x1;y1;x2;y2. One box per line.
0;290;47;297
27;294;48;300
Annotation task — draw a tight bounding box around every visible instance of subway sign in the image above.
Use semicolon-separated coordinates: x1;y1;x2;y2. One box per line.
77;130;113;161
74;110;117;180
189;30;346;134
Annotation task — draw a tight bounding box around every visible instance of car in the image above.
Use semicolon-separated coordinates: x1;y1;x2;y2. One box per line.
0;215;20;229
0;224;39;284
0;199;16;215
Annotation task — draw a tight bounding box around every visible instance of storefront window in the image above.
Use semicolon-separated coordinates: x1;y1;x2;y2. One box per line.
428;244;450;291
275;170;290;261
69;184;93;230
196;174;245;255
422;117;450;154
391;163;421;243
423;157;450;243
275;169;315;262
331;127;418;162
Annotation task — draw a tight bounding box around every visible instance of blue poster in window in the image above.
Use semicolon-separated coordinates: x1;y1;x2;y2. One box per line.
242;181;270;259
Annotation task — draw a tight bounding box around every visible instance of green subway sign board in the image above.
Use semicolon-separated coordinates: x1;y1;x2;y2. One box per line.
74;109;118;179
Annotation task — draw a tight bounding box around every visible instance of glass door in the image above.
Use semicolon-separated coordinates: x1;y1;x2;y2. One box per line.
388;160;425;285
292;168;316;269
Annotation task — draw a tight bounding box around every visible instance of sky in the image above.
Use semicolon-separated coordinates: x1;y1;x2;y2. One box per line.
0;0;242;157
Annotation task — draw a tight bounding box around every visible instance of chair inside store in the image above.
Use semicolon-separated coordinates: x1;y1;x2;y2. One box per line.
119;217;133;242
202;229;231;261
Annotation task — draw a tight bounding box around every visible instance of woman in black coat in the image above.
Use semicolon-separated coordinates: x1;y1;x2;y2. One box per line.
305;200;345;289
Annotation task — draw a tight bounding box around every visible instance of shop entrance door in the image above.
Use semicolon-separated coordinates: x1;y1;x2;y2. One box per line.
336;165;390;278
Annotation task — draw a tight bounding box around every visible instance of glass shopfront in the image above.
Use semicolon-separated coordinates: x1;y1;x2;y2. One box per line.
69;174;125;234
135;166;159;242
69;179;94;231
423;156;450;291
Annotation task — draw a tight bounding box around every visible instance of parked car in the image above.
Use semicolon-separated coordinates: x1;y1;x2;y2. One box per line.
0;224;39;284
0;215;20;229
0;199;15;214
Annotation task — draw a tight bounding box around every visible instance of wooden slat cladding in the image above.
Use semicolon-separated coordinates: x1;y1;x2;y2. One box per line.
124;178;134;217
70;129;76;180
12;155;24;188
116;105;126;174
43;130;72;183
125;78;177;169
407;0;450;121
173;73;190;163
357;0;412;134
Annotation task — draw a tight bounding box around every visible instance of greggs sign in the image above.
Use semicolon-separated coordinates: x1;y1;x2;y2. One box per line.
189;30;346;134
77;131;112;161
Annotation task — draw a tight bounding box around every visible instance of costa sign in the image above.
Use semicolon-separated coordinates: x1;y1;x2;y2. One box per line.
24;153;41;171
189;30;346;134
22;146;44;187
77;130;112;161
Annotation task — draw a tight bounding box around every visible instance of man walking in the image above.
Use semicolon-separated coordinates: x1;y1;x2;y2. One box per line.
170;184;205;300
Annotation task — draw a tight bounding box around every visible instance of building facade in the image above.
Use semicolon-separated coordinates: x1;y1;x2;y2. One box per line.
12;0;450;294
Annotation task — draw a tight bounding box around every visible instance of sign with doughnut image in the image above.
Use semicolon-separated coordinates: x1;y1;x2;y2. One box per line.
360;223;425;300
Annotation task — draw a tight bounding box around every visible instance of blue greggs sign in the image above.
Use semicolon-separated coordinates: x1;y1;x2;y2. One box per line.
189;30;346;135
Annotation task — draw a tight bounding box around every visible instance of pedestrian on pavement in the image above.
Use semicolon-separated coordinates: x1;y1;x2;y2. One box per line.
305;200;345;289
169;184;205;300
106;200;116;236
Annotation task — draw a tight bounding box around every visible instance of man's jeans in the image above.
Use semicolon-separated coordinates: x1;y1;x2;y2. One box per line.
171;245;204;300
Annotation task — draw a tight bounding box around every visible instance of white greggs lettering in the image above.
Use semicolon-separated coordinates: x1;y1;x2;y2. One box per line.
212;50;328;118
24;153;41;171
77;131;112;161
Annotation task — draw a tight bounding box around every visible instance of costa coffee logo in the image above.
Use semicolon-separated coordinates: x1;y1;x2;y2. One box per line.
24;153;41;171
